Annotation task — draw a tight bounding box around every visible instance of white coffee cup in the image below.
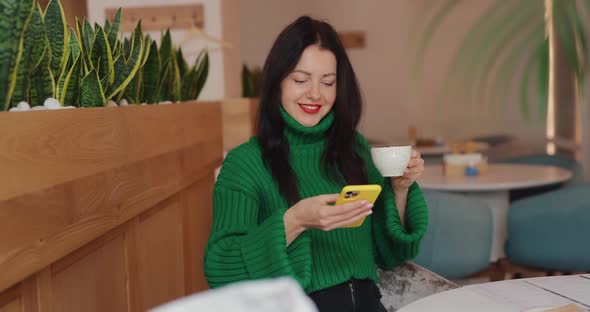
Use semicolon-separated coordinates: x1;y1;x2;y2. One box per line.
370;145;412;177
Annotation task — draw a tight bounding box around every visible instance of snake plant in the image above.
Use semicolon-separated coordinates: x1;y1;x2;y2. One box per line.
1;0;209;111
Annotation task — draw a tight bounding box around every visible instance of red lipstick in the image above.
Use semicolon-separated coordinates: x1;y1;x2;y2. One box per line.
298;103;321;114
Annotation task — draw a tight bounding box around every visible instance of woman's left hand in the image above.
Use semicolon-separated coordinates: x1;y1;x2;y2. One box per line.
392;150;424;191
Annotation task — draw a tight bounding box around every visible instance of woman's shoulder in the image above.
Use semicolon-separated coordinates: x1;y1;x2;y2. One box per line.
221;137;265;173
353;131;371;153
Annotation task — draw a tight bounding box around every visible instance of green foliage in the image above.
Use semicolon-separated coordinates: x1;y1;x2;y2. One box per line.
1;0;210;111
0;0;35;110
242;64;262;98
414;0;589;121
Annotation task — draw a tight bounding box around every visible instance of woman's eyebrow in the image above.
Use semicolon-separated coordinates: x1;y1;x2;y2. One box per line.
292;70;336;78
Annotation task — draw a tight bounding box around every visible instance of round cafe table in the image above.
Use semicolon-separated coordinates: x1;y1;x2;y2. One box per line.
418;164;572;262
416;142;490;156
398;274;590;312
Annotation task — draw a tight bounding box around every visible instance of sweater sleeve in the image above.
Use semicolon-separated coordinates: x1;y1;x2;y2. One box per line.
203;146;312;289
372;181;429;268
353;133;429;268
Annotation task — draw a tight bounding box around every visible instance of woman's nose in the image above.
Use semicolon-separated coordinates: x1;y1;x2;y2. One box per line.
307;83;321;100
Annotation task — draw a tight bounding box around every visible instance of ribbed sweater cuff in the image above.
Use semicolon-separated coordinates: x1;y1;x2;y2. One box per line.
385;182;429;259
241;209;311;287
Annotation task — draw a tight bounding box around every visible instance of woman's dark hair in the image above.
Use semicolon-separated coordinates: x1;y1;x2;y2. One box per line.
257;16;367;204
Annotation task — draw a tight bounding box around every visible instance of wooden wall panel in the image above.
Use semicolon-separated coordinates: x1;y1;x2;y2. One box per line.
0;300;20;312
0;286;20;312
222;98;259;150
181;176;215;294
0;103;222;293
135;198;186;311
50;234;128;312
0;102;222;311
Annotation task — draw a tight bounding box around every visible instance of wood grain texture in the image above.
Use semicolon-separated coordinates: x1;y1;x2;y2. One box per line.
338;31;366;49
50;234;128;312
105;5;204;32
0;299;20;312
181;176;214;294
135;196;186;311
222;98;259;150
0;102;222;293
0;285;20;312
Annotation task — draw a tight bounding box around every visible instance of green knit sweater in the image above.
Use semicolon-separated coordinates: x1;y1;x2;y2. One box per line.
204;109;429;293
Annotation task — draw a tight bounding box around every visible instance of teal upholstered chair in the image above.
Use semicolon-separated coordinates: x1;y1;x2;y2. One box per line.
414;190;493;279
506;183;590;272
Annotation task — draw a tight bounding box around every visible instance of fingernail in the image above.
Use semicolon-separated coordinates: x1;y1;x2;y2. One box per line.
360;200;368;205
365;203;374;209
365;210;373;215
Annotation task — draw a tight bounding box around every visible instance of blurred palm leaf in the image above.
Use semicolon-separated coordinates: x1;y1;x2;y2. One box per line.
414;0;589;121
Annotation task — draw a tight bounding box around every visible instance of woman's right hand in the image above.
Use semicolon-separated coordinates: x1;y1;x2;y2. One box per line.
286;194;374;232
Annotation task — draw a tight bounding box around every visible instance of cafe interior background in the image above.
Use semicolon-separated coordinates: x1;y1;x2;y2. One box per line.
1;0;588;311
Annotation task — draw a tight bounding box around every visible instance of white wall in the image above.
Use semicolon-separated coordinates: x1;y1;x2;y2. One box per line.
240;0;546;145
88;0;224;101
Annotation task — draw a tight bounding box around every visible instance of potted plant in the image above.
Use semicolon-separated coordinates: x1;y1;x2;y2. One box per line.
2;0;209;111
0;0;222;304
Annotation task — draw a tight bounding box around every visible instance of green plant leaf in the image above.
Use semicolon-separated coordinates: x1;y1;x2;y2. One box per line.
177;48;188;78
124;68;141;104
12;2;44;105
60;52;82;106
112;37;122;58
160;29;172;67
0;0;35;110
242;64;252;98
30;45;55;107
183;49;208;101
69;27;81;63
192;49;208;100
44;0;68;80
413;0;462;76
106;22;144;99
80;69;105;107
170;52;182;101
104;19;111;34
107;8;122;51
123;37;131;59
90;26;114;85
82;19;94;66
142;40;160;103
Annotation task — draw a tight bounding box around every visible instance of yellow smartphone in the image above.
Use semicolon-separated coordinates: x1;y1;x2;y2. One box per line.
335;184;382;228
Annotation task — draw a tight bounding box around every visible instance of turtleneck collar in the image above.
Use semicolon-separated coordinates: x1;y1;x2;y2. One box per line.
280;105;334;146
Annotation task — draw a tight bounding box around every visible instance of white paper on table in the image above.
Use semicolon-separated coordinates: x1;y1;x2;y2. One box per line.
466;280;582;311
523;276;590;307
398;287;517;312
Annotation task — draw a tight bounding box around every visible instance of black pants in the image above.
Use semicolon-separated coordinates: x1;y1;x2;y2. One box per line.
308;279;387;312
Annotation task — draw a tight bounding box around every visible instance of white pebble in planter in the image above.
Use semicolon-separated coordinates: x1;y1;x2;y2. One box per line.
44;98;62;109
9;102;31;112
107;100;118;107
119;99;129;106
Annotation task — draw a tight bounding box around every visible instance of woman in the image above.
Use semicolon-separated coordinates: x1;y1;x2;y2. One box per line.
204;16;428;311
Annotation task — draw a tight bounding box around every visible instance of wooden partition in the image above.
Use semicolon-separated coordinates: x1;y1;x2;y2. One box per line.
222;97;259;151
0;102;222;311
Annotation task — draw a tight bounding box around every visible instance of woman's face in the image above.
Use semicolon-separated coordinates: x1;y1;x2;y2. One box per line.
280;44;337;127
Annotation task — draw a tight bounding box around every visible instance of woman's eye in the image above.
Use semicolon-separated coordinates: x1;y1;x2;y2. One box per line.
294;79;307;84
322;81;335;87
